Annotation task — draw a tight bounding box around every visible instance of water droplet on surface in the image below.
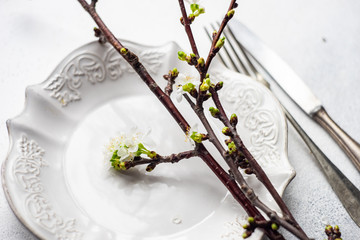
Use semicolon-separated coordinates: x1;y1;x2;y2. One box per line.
172;217;182;224
321;216;329;225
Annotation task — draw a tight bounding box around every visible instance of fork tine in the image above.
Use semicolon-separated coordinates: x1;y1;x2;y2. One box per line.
204;23;245;73
205;23;242;73
226;26;261;78
204;21;268;87
217;22;251;76
203;25;228;68
225;25;271;88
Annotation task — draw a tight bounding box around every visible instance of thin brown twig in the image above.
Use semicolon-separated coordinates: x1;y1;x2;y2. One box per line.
76;1;304;239
75;0;271;231
178;0;199;57
126;150;198;169
208;88;309;239
183;95;286;239
203;0;237;75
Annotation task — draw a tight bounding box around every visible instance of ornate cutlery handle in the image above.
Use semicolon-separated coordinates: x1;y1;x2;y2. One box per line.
313;107;360;172
284;107;360;227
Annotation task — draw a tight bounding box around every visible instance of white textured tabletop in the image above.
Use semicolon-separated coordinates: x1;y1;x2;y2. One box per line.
1;0;359;239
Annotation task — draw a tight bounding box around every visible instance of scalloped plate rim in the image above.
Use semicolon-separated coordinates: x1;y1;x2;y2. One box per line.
1;39;296;240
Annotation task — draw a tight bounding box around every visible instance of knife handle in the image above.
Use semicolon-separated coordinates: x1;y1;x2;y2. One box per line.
285;107;360;226
313;107;360;172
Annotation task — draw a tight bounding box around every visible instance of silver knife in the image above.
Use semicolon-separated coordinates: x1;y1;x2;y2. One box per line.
227;20;360;227
229;20;360;172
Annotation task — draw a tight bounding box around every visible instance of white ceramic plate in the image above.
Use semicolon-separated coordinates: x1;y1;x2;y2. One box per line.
2;40;295;240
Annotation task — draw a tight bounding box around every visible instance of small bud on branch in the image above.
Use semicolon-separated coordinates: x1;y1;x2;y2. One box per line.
209;107;220;118
230;113;238;127
215;36;226;49
227;9;235;19
222;127;231;136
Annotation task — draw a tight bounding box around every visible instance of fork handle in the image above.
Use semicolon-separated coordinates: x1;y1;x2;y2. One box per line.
312;107;360;172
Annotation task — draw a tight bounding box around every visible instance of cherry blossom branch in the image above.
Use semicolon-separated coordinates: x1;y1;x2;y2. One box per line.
75;3;281;238
177;1;309;238
124;150;198;171
185;89;308;239
209;90;296;211
204;0;237;74
178;0;199;57
77;1;305;239
78;0;189;133
163;68;179;96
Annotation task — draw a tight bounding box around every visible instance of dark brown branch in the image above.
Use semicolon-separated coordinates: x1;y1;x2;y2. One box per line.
163;69;178;96
76;1;298;239
78;1;189;133
208;87;309;239
126;150;198;170
204;0;237;75
196;145;283;240
178;0;199;57
76;0;270;231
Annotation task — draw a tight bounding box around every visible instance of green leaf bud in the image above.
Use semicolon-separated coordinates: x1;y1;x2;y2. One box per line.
194;8;205;17
178;51;187;61
110;150;119;161
135;143;148;156
215;81;223;91
247;217;255;224
222;127;231;136
197;57;205;67
227;9;235;18
325;225;333;231
242;224;249;229
228;141;237;154
204;77;211;85
182;82;195;92
242;232;250;239
120;48;128;55
230;113;238;126
271;223;279;230
206;73;210;78
111;160;127;170
200;82;210;92
146;163;156;172
190;3;199;13
209;107;220;117
215;36;226;49
136;143;156;159
212;30;217;39
120;161;128;170
148;151;157;159
190;132;203;143
171;68;179;77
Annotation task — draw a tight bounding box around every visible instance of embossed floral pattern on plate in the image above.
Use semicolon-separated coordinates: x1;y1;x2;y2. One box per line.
2;40;294;240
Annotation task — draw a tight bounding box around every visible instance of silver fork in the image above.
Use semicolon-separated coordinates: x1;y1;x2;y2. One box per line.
204;23;360;227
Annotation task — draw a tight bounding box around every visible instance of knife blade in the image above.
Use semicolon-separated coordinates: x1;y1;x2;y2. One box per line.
229;20;360;172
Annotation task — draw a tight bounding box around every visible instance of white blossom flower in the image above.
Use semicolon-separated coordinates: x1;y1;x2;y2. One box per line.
175;73;200;102
103;127;155;170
